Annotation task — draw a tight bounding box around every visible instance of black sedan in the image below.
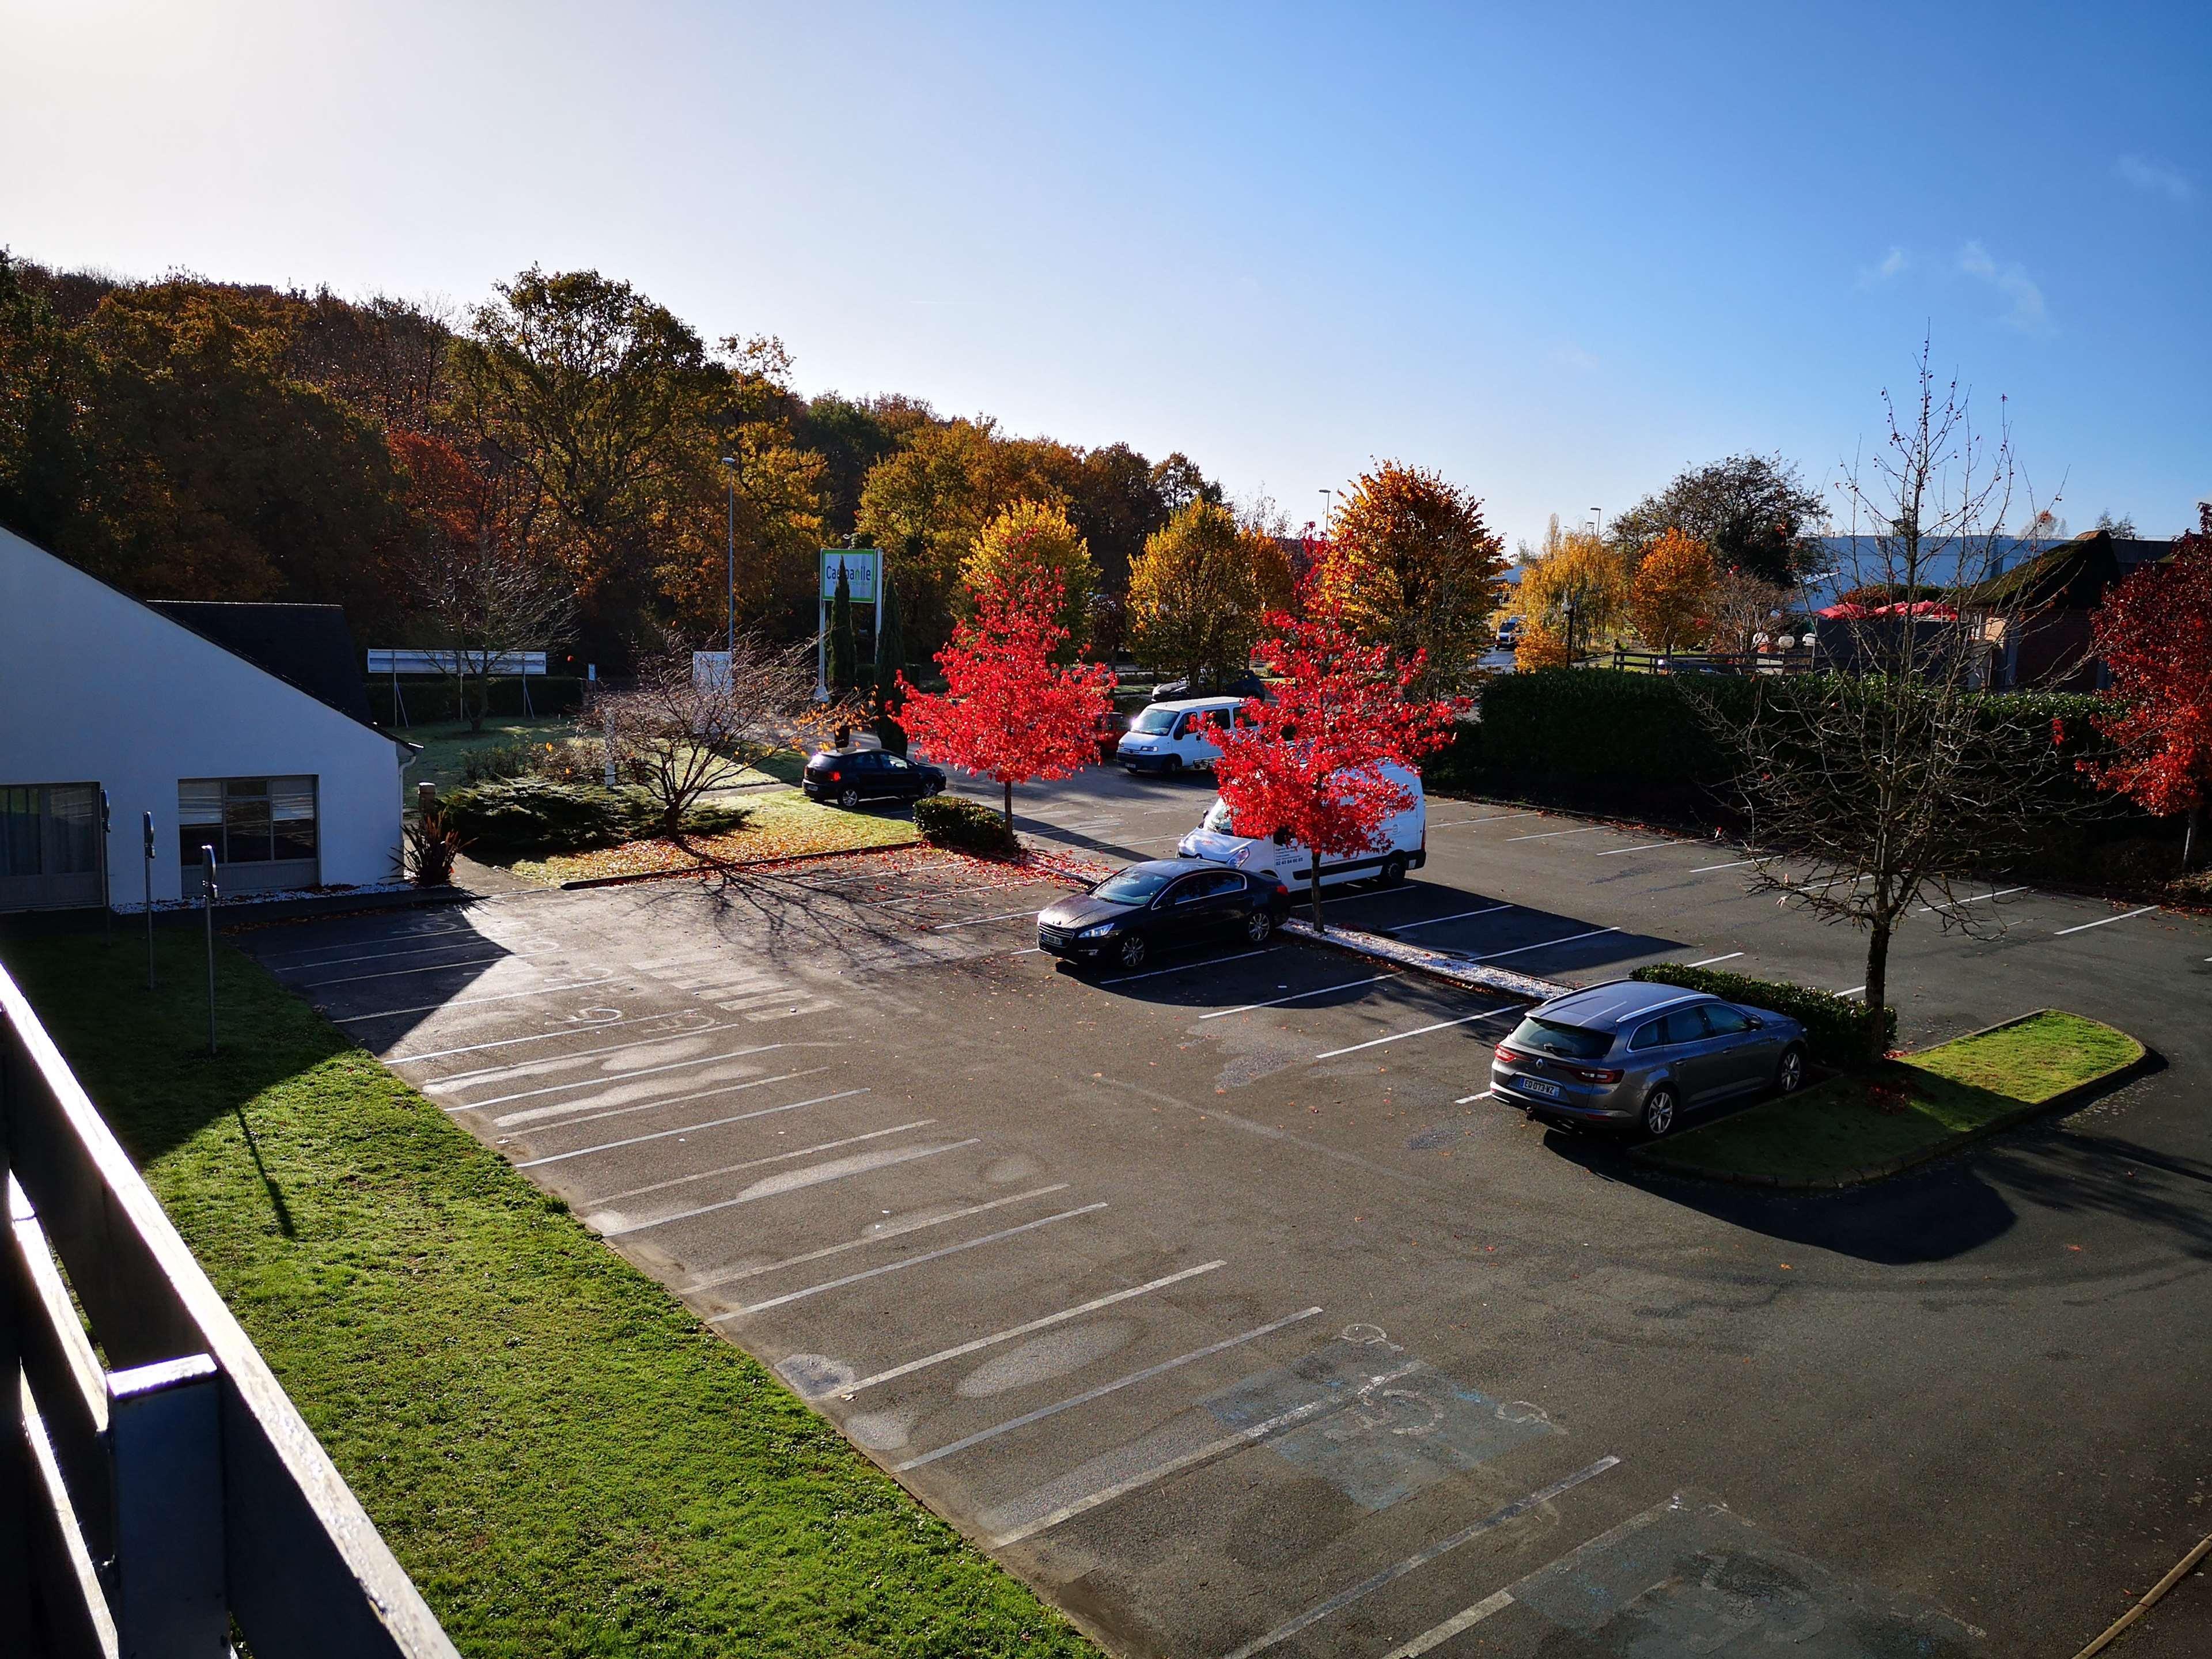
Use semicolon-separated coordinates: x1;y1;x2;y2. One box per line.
802;749;946;809
1037;859;1290;973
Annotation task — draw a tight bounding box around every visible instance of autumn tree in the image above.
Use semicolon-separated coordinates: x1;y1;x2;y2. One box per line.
1516;525;1631;658
1627;528;1717;652
1610;453;1827;585
1313;462;1505;697
898;573;1116;828
961;499;1097;647
1126;499;1293;687
1703;568;1796;656
2082;507;2212;868
1209;608;1456;927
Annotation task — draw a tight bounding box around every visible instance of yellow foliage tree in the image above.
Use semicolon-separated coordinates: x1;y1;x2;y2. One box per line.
960;499;1097;646
1513;618;1571;670
1516;528;1631;657
1627;528;1717;652
1312;461;1504;697
1127;500;1293;685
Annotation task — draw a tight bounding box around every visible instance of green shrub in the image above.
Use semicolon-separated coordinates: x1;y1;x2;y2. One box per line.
1630;962;1896;1069
1479;669;1754;786
460;742;541;784
441;780;647;863
915;794;1016;855
1421;719;1483;791
681;801;753;838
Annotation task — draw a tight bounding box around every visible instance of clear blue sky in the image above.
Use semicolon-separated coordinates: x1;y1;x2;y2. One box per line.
5;2;2206;549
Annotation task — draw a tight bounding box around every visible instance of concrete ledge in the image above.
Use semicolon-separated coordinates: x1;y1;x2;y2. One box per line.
1281;917;1571;1004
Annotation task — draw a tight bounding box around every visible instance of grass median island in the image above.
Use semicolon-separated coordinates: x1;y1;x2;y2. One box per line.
512;790;919;885
1638;1010;2144;1187
2;933;1092;1659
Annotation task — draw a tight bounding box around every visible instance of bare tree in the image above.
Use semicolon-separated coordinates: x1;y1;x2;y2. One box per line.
402;532;575;733
594;634;832;839
1705;342;2077;1062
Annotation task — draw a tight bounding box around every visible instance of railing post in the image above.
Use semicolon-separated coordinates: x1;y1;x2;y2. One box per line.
109;1354;225;1657
0;1026;31;1637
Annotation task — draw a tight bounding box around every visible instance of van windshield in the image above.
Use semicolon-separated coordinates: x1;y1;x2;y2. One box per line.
1203;798;1235;832
1130;707;1179;734
1505;1017;1612;1060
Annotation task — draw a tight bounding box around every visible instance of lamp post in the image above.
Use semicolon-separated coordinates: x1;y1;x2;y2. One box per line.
1318;488;1333;532
1563;596;1580;665
719;456;738;654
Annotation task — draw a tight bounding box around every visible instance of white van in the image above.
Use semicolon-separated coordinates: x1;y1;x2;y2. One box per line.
1115;696;1254;775
1175;760;1427;889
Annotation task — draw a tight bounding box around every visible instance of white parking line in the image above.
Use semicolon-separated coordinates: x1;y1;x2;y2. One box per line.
1685;952;1744;968
679;1185;1071;1294
1688;858;1758;873
332;975;622;1023
514;1089;869;1168
487;1068;827;1130
1200;974;1394;1019
295;953;525;988
1381;1590;1514;1656
1455;1089;1493;1103
933;908;1043;930
1595;840;1676;856
842;1260;1226;1396
1503;826;1601;842
1430;811;1537;828
420;1021;744;1086
275;939;532;973
892;1307;1325;1472
1315;1012;1497;1060
387;1011;701;1065
601;1137;980;1236
2054;904;2160;936
1215;1456;1622;1659
1918;885;2028;915
1099;948;1271;986
257;923;483;960
446;1044;785;1109
718;1203;1110;1317
1393;903;1512;933
599;1120;934;1203
1836;985;1866;997
1475;925;1618;962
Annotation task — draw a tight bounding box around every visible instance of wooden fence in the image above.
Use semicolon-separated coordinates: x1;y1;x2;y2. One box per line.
1;963;458;1658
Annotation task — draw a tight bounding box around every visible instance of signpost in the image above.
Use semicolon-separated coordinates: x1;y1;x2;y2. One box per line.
817;549;882;701
99;789;112;942
200;844;218;1055
142;812;156;990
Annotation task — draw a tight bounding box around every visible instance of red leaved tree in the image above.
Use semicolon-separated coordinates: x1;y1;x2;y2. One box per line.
899;573;1116;830
2082;507;2212;869
1209;605;1457;927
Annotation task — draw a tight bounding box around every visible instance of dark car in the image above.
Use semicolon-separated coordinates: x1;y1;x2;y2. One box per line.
1037;859;1290;973
801;748;946;809
1490;979;1808;1138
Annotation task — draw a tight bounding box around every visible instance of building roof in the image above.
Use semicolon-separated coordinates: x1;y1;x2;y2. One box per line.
146;601;376;725
1967;528;2176;612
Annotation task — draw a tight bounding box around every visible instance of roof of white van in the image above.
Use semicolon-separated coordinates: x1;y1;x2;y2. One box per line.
1146;695;1249;713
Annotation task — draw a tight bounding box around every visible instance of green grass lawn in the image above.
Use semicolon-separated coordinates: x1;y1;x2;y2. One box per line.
405;722;809;808
1;932;1091;1659
1639;1010;2144;1185
510;790;918;884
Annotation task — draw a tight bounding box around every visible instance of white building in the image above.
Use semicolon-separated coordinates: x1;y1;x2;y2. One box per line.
0;525;410;911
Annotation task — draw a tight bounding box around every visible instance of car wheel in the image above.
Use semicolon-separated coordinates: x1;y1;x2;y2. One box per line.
1163;757;1182;775
1640;1084;1679;1139
1245;909;1274;945
1775;1043;1808;1095
1115;933;1147;970
837;786;862;810
925;778;943;796
1378;854;1408;887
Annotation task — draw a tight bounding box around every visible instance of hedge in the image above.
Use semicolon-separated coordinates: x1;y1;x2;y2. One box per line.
440;779;750;863
368;675;588;725
1630;962;1896;1070
915;794;1017;856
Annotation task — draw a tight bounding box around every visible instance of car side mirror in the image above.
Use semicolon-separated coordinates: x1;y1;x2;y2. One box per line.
1745;1015;1765;1029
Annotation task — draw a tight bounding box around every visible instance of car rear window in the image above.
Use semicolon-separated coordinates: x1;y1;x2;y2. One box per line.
1505;1017;1612;1060
1130;707;1178;734
1093;867;1175;904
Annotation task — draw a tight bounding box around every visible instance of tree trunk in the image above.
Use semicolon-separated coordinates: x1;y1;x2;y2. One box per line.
2186;802;2208;872
1002;778;1014;830
1308;850;1325;930
468;671;486;734
1861;920;1892;1065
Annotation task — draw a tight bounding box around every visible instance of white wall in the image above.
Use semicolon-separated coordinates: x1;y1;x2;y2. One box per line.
0;527;406;903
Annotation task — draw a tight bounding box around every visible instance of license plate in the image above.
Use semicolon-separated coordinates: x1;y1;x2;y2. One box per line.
1517;1077;1562;1099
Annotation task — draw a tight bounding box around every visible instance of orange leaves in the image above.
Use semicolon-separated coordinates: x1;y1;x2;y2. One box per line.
1627;528;1717;653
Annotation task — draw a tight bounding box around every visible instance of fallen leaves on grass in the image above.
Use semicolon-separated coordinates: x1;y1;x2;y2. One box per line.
512;791;918;884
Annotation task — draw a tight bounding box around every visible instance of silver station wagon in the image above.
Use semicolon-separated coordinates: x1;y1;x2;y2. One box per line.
1491;979;1808;1138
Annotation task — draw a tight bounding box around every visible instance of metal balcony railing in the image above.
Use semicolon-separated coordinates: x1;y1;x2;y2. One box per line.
1;962;459;1658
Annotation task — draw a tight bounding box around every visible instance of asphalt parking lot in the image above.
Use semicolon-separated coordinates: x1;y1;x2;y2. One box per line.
237;770;2212;1658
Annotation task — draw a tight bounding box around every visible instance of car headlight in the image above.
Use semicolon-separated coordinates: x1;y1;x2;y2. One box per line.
1077;922;1118;939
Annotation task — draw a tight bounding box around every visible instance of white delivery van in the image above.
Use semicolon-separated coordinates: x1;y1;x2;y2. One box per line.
1175;760;1427;889
1115;696;1254;775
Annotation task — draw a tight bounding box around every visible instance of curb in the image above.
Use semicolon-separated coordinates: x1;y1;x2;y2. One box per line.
1629;1011;2153;1191
1281;917;1571;1005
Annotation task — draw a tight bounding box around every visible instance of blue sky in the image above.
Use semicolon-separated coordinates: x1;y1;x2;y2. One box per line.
3;1;2205;550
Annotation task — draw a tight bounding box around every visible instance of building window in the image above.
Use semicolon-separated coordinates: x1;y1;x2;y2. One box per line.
0;783;103;912
179;777;318;876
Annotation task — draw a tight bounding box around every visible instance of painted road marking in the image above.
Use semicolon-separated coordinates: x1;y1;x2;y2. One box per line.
1918;885;2028;915
1455;1090;1492;1103
1836;984;1866;998
1393;903;1513;933
487;1069;828;1130
933;908;1044;930
1685;952;1744;968
257;923;484;960
680;1185;1071;1295
448;1044;786;1108
274;939;536;972
419;1020;740;1085
1213;1456;1622;1659
386;1010;703;1065
1315;1012;1498;1060
332;974;622;1023
2054;904;2160;935
1382;1590;1515;1656
1595;840;1676;856
839;1260;1227;1397
1504;826;1601;842
717;1203;1110;1317
515;1089;869;1169
1688;858;1758;873
893;1308;1326;1473
1099;948;1272;986
295;953;534;988
599;1137;982;1237
1200;974;1395;1019
598;1120;936;1204
1430;812;1538;828
1474;925;1618;962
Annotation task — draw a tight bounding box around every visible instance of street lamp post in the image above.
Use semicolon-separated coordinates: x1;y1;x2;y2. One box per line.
1318;488;1333;532
719;456;738;654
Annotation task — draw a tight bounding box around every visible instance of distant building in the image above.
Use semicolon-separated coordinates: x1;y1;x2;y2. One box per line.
1967;530;2174;690
0;525;410;911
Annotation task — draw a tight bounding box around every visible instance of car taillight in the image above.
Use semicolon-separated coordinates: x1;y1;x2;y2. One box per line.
1494;1046;1525;1065
1571;1066;1624;1084
1274;882;1290;898
825;769;840;781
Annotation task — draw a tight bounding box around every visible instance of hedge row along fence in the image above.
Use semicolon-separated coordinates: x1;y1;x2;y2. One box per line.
1631;962;1896;1070
366;675;589;725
